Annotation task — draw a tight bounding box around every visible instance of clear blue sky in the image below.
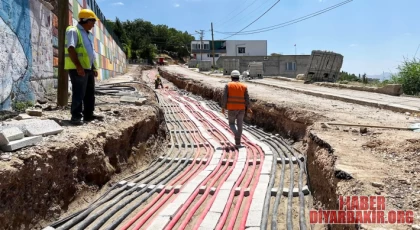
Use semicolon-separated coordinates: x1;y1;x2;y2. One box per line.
97;0;419;76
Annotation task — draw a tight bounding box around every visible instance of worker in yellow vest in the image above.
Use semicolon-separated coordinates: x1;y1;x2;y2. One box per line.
65;9;103;125
221;70;252;148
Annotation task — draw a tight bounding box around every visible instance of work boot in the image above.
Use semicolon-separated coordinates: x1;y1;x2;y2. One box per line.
70;118;83;126
84;113;104;122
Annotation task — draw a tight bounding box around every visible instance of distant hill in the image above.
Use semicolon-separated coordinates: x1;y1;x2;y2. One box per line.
367;72;393;81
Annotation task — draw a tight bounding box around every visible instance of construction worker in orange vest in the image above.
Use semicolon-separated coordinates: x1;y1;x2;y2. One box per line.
221;70;252;148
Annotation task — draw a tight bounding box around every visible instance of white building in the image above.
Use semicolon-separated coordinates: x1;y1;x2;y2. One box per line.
191;40;267;62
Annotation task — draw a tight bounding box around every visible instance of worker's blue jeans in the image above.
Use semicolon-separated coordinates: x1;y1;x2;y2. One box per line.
227;110;245;145
69;69;95;121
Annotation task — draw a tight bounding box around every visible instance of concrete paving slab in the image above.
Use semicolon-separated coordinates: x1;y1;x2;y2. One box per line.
24;120;64;136
0;127;24;145
200;211;221;230
246;210;263;227
146;216;170;230
1;136;42;152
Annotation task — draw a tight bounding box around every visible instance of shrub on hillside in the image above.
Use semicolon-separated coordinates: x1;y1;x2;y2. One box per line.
390;58;420;95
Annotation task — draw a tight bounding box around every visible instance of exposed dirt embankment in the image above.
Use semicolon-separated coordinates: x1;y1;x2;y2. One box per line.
0;105;165;230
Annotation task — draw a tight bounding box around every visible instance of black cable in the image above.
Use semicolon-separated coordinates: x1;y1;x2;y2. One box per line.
214;0;257;26
220;0;279;30
223;0;282;39
217;0;352;36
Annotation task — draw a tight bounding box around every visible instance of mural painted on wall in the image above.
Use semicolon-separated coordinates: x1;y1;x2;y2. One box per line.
69;0;126;81
0;0;126;111
0;0;34;110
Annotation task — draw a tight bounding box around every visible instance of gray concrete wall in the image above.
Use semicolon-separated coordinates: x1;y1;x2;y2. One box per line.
217;55;310;77
305;51;344;82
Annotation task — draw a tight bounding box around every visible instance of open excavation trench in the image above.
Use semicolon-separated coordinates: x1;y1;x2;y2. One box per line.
157;68;354;230
36;68;319;230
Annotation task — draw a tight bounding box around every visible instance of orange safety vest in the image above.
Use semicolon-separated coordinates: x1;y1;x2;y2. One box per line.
226;82;247;110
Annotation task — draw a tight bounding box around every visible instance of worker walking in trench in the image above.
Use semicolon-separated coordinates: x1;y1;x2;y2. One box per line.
155;75;164;89
221;70;252;148
64;9;103;125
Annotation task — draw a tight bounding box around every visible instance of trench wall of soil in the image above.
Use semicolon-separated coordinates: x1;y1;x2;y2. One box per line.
0;106;166;230
159;68;353;230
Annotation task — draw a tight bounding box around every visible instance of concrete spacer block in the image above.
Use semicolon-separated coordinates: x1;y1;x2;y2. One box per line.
1;136;42;152
165;158;172;163
209;187;217;195
137;184;147;191
117;180;127;187
271;188;278;196
202;159;208;164
199;186;207;194
188;158;193;164
42;227;55;230
0;127;24;145
195;158;202;163
147;185;156;192
256;159;261;165
159;156;165;161
244;188;251;197
174;185;182;193
222;159;227;165
127;182;136;189
234;187;241;196
228;160;234;166
156;184;165;193
165;186;173;193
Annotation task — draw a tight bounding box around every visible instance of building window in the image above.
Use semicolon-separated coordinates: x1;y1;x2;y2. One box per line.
238;47;246;54
286;62;296;71
203;44;209;50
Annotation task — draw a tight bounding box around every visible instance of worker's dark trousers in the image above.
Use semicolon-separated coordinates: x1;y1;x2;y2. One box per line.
228;110;245;145
69;69;95;121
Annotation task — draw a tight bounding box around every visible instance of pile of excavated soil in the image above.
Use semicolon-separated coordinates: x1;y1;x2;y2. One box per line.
158;66;420;229
0;66;168;229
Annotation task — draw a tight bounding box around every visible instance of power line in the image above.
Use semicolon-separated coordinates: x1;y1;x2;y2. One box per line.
220;0;278;31
414;43;420;58
223;0;282;39
214;0;254;25
216;0;352;36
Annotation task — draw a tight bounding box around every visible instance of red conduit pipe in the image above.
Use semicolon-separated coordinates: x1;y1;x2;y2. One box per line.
163;150;229;230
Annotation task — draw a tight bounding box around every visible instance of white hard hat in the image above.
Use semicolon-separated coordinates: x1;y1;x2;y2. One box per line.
231;70;240;77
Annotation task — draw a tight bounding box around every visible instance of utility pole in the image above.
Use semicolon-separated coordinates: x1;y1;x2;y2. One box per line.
195;30;204;61
211;23;215;69
57;0;69;107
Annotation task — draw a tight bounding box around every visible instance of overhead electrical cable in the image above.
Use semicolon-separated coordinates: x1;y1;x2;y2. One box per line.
216;0;352;36
222;0;282;39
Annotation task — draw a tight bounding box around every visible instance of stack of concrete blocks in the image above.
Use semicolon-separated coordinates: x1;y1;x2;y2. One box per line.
223;59;240;75
248;62;264;79
0;119;63;152
304;50;344;83
198;60;212;72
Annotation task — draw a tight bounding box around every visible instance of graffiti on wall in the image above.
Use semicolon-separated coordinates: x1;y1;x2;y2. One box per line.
0;0;126;111
0;0;34;110
69;0;126;81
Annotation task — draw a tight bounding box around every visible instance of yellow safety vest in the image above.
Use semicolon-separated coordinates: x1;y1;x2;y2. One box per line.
64;26;98;70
